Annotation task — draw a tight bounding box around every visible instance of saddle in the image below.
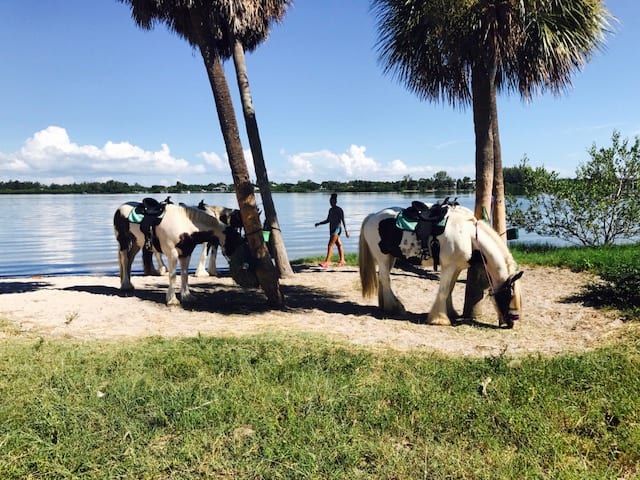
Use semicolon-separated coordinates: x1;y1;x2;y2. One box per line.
131;196;173;250
397;198;458;271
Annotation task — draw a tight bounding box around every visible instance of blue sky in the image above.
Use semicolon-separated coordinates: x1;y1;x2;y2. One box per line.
0;0;638;186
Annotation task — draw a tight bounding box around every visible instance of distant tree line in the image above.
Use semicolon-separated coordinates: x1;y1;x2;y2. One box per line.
0;167;535;195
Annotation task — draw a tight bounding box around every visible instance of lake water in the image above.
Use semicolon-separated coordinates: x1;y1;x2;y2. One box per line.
0;192;556;277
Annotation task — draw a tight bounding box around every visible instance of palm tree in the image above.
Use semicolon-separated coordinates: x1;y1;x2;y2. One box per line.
372;0;612;317
118;0;284;306
229;0;295;278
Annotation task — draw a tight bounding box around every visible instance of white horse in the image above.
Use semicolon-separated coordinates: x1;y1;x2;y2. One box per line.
359;204;523;327
114;202;243;305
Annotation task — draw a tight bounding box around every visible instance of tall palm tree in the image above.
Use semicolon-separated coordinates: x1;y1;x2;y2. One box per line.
118;0;284;306
372;0;611;317
228;0;295;278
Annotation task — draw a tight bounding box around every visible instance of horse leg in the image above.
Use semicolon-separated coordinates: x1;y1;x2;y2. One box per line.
179;255;192;302
378;256;405;315
194;244;209;277
165;250;180;306
445;267;464;320
155;251;167;275
142;249;162;276
119;242;138;291
207;245;218;276
428;265;461;326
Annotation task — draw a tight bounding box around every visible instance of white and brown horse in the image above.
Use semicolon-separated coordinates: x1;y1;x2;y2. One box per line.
114;202;243;305
145;202;242;278
359;204;523;327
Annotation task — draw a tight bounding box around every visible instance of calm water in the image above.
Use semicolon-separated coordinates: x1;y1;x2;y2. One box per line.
0;192;553;277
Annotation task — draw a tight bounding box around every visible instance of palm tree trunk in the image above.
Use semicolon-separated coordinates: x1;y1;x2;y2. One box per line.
471;66;494;222
232;40;294;278
491;89;507;243
464;65;493;319
199;51;283;307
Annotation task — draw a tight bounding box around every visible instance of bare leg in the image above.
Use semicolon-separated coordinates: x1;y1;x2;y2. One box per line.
320;235;338;268
336;238;346;265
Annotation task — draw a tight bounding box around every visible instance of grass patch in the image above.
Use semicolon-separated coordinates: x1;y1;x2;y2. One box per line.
511;242;640;319
1;334;640;478
0;316;21;336
292;252;358;266
510;242;640;273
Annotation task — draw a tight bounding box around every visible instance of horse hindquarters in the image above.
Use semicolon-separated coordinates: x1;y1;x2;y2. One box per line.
359;213;405;315
114;208;138;291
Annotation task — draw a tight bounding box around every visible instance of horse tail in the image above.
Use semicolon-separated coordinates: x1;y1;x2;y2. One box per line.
359;214;378;299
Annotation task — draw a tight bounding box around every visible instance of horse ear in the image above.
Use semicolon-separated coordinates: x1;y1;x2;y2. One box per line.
511;271;524;283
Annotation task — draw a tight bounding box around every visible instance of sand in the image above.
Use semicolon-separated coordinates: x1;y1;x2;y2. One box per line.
0;264;629;357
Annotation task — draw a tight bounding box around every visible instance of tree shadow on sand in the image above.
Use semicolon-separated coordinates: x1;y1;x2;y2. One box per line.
60;273;429;324
0;280;53;294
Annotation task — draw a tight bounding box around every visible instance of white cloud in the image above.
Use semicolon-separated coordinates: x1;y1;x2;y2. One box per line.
0;126;206;184
1;126;476;186
199;151;225;170
281;144;474;182
198;148;256;182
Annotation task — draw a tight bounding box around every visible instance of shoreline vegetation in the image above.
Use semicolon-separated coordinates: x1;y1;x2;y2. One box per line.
0;165;535;195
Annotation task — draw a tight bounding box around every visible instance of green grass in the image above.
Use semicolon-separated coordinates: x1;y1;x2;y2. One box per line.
2;334;640;479
511;242;640;318
292;252;358;266
2;243;640;478
510;242;640;273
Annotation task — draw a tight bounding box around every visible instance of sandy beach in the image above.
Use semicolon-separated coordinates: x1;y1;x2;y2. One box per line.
0;264;629;357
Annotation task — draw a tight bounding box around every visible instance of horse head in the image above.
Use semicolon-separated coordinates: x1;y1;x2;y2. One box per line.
491;270;524;329
228;209;243;231
221;226;244;258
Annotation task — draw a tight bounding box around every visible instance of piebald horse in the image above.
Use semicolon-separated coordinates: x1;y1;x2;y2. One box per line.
359;205;523;327
147;202;242;278
114;202;243;305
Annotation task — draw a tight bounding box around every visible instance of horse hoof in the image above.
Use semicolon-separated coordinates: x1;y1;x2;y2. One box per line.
427;315;452;326
194;271;209;278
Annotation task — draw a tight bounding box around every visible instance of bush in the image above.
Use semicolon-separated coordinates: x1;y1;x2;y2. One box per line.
582;262;640;318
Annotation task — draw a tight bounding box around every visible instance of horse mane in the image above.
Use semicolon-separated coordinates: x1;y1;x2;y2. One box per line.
445;206;517;274
174;204;225;232
203;205;234;217
470;211;523;314
474;217;518;274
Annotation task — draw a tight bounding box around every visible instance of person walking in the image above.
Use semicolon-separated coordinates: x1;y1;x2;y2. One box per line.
315;193;349;268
